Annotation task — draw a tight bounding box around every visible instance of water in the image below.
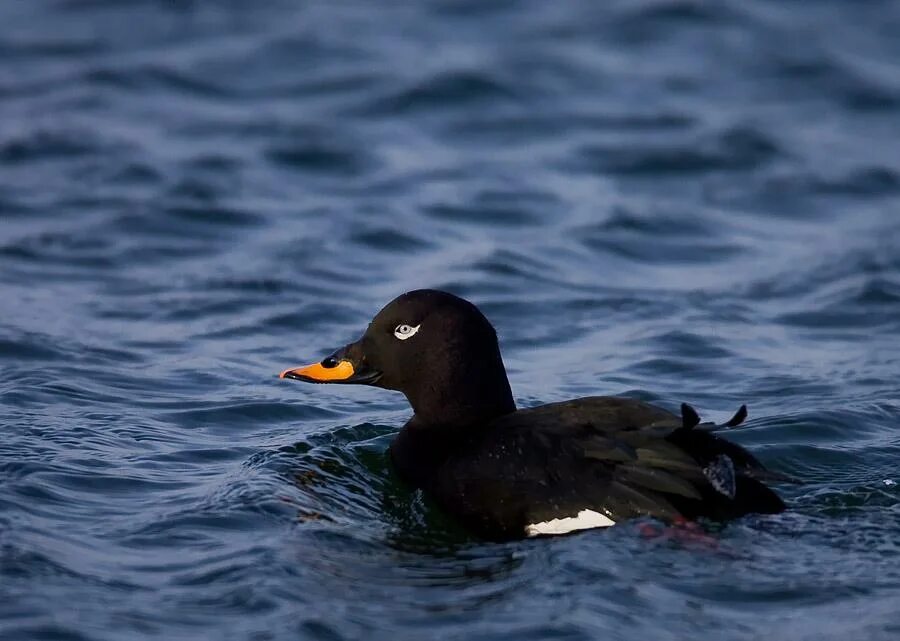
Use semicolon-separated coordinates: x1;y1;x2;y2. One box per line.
2;1;900;639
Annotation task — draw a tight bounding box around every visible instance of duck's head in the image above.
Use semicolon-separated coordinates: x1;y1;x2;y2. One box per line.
280;289;516;426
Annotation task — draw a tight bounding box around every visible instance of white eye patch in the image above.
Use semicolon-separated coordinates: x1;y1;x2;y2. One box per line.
393;323;421;340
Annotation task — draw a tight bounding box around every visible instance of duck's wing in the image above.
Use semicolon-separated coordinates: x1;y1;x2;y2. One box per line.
433;397;785;540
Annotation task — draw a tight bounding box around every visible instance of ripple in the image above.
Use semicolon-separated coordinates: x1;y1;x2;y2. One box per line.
0;335;65;361
575;210;744;265
424;202;539;227
763;46;900;113
266;143;371;176
348;226;435;253
165;202;263;229
774;273;900;331
574;125;783;176
360;70;519;115
0;128;116;164
3;0;900;639
87;63;235;98
650;330;734;359
168;401;341;429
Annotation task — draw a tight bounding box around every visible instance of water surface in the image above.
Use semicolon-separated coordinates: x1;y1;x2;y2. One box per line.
2;1;900;640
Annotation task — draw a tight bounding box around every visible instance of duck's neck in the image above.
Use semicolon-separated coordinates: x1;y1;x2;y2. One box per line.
404;362;516;429
390;365;516;489
390;412;502;490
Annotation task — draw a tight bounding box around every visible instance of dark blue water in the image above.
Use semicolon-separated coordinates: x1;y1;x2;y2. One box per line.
3;1;900;639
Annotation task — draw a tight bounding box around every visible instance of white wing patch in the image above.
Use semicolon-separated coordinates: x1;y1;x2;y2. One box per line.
525;509;616;537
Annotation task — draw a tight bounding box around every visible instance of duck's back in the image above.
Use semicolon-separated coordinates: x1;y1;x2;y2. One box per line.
490;396;678;431
427;396;785;540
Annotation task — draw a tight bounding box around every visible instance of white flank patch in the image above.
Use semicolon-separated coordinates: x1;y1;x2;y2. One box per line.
524;509;616;537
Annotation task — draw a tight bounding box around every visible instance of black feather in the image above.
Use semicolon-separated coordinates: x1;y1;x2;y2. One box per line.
681;403;701;429
724;404;748;427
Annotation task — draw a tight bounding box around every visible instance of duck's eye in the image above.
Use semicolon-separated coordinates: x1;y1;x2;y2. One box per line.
393;323;420;340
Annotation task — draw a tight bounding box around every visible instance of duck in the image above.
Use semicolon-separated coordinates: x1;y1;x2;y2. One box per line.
280;289;786;541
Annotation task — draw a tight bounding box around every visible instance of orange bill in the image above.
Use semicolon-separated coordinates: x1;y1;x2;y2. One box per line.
280;360;355;382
